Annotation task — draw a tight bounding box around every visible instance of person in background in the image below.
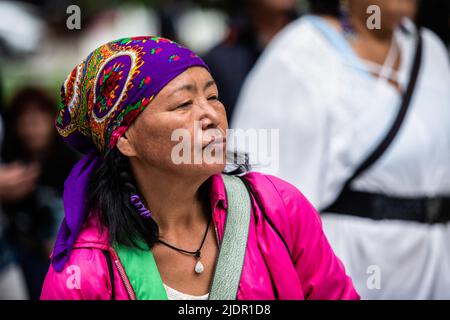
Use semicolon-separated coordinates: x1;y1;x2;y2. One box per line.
203;0;298;122
0;84;37;300
232;0;450;299
2;87;79;300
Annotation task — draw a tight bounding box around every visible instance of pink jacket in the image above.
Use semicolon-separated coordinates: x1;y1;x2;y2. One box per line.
41;172;360;300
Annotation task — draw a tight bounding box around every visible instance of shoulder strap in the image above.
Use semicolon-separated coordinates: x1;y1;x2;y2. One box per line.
323;29;423;212
209;174;252;300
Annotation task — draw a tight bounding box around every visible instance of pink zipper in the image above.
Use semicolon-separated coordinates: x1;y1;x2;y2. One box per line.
212;212;221;249
110;248;136;300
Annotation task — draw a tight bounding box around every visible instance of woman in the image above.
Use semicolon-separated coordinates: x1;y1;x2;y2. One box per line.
2;88;79;299
40;36;358;300
232;0;450;299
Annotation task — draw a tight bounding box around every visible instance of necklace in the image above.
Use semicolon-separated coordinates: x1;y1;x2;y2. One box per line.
158;215;211;274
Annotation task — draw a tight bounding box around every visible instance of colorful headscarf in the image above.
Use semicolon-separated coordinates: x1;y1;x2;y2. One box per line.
52;36;208;272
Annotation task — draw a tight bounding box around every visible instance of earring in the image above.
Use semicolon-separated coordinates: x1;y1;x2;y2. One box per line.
130;194;152;219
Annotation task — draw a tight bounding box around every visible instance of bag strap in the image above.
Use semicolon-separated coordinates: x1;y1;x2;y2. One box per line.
208;174;252;300
322;29;423;212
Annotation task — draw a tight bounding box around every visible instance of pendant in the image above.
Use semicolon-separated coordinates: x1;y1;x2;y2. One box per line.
195;260;204;274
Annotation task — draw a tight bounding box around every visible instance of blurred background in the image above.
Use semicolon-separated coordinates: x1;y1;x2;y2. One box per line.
0;0;448;300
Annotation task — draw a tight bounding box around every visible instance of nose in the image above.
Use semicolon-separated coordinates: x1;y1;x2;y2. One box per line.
200;116;216;131
198;100;220;131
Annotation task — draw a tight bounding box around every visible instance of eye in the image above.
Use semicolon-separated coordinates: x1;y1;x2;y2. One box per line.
207;95;219;101
175;101;192;109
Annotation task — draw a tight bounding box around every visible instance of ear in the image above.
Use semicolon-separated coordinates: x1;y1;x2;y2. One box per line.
116;134;137;157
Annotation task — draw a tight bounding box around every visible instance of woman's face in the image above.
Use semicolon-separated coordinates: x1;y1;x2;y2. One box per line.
121;67;228;178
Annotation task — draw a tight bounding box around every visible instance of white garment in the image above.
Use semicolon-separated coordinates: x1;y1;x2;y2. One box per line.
0;264;28;300
232;16;450;299
163;283;209;300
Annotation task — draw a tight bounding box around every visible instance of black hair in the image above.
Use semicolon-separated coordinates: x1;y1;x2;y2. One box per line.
308;0;341;17
9;86;57;118
88;147;250;250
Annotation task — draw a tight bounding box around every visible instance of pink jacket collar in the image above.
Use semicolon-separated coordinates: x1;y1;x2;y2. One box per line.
73;173;227;249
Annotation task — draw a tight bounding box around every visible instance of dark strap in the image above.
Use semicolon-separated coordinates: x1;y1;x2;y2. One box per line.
103;250;115;300
323;29;423;214
323;190;450;224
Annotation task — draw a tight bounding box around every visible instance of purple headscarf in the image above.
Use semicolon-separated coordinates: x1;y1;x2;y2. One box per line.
52;36;208;272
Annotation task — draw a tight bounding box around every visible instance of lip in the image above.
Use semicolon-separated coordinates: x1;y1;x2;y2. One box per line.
202;136;226;149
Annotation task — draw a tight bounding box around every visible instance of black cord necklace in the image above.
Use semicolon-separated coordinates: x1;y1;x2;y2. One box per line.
158;214;211;274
